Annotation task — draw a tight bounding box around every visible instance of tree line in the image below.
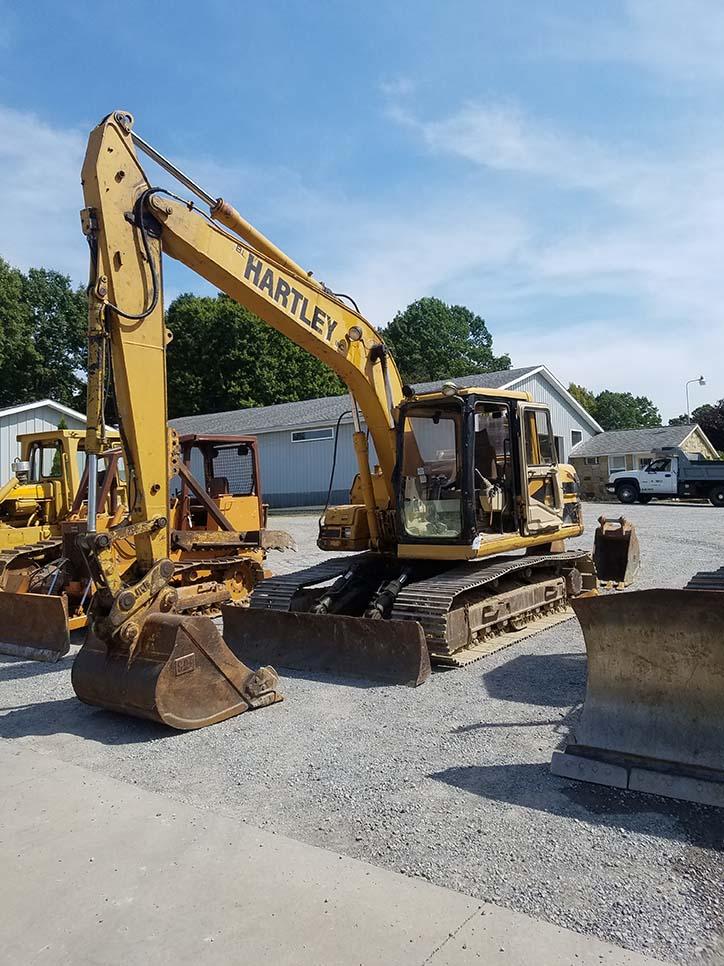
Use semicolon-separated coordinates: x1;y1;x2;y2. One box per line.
4;254;720;444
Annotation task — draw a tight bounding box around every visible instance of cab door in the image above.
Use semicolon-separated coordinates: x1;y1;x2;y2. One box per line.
643;457;677;495
519;404;564;534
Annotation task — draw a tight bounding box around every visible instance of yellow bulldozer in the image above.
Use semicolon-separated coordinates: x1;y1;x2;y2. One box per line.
0;433;128;659
67;110;637;730
0;430;293;662
0;428;119;565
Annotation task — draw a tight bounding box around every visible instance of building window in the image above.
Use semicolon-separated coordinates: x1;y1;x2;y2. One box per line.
608;455;626;472
291;427;334;443
571;430;582;447
584;457;599;465
636;456;651;469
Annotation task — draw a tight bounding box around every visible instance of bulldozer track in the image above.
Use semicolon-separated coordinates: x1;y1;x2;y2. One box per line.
0;538;63;585
249;550;591;666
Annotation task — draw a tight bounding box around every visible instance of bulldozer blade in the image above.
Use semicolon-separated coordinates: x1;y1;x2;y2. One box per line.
551;590;724;807
71;613;282;730
0;592;70;662
221;606;431;687
593;516;640;585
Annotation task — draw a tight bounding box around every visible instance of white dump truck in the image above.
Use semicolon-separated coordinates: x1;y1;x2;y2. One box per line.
607;446;724;506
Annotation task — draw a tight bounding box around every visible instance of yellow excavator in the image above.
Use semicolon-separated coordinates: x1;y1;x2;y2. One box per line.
70;110;633;729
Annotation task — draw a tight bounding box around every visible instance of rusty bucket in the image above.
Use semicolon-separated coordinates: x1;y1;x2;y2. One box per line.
72;613;282;730
593;516;640;586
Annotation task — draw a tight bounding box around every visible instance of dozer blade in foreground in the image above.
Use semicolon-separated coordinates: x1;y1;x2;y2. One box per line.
222;606;431;687
551;590;724;807
72;613;282;730
593;516;640;586
0;592;70;662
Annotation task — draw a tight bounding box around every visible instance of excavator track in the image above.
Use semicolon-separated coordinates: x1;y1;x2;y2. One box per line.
249;550;593;666
684;567;724;591
250;554;368;611
391;551;592;666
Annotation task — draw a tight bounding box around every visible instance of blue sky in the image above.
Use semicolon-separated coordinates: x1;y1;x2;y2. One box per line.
0;0;721;420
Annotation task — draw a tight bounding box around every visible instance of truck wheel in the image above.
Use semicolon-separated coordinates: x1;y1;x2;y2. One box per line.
637;494;652;504
709;485;724;507
615;483;637;504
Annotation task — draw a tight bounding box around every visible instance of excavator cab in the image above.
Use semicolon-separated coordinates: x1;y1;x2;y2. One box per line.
396;388;580;551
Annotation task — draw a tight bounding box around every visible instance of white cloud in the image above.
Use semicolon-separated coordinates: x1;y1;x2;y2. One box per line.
385;98;724;417
547;0;724;84
0;107;87;280
389;100;645;195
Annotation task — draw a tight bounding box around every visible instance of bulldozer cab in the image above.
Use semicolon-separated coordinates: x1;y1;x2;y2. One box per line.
5;430;86;527
171;435;263;536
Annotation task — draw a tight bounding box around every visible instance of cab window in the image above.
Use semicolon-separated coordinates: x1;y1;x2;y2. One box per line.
647;458;671;472
29;443;63;480
524;410;556;466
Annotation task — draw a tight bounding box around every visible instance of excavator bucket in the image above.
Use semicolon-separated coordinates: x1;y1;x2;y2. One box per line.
551;591;724;807
0;592;70;662
222;606;431;687
71;613;282;730
593;516;640;586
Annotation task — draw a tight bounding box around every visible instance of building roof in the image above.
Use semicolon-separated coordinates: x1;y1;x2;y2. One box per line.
170;364;602;437
569;424;706;458
0;398;86;423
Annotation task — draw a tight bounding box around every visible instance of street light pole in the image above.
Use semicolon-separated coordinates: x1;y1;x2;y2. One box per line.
685;375;706;421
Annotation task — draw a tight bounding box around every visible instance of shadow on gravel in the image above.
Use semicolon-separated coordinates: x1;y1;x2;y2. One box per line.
453;703;581;734
430;761;723;848
0;656;74;682
273;667;395;690
0;697;176;745
482;652;586;707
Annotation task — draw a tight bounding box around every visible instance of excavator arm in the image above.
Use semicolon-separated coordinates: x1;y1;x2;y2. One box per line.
81;111;402;582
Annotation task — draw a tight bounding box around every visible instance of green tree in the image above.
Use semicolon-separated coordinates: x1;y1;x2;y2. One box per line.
567;382;661;430
0;258;35;404
21;268;87;407
383;297;510;384
0;258;87;409
591;390;661;430
568;383;598;415
166;293;345;418
670;400;724;451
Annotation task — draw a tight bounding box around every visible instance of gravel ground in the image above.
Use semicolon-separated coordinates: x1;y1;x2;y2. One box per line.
1;503;723;964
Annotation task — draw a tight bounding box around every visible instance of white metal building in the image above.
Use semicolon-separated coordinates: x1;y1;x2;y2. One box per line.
170;365;602;509
0;399;86;484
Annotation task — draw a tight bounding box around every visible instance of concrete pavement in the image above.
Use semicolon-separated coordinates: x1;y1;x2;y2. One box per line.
0;742;667;965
